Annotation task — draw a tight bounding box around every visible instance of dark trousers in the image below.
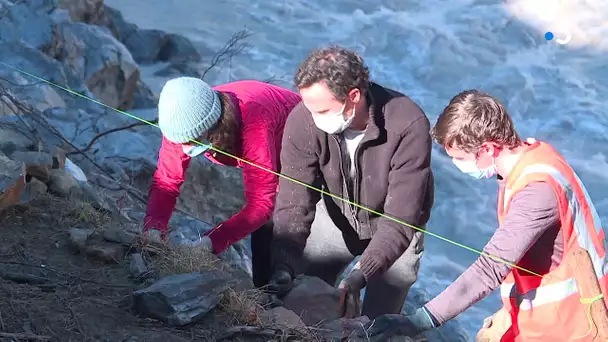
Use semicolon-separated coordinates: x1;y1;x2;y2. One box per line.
251;220;274;288
301;201;424;319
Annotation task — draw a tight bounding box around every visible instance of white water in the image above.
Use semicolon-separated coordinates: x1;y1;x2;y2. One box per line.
105;0;608;337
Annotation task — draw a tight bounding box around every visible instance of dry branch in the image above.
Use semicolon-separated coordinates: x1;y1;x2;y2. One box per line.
201;29;253;79
0;331;51;341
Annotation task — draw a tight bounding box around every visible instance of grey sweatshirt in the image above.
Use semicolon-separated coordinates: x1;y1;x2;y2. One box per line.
424;181;562;325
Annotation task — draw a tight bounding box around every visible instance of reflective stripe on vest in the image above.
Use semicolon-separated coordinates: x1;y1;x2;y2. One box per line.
499;163;607;311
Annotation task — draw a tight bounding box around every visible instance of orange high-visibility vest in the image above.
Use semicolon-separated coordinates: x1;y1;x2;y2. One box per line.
494;139;607;341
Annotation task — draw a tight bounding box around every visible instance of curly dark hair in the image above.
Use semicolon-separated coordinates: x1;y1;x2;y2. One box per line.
200;92;239;155
294;45;370;102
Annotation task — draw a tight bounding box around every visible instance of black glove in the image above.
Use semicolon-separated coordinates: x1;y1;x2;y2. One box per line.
357;307;436;340
266;264;294;298
338;268;366;318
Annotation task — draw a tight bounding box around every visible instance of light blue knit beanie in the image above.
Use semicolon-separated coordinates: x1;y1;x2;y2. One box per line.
158;77;222;144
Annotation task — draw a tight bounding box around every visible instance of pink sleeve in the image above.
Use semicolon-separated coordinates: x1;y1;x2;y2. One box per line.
206;114;279;254
144;136;191;234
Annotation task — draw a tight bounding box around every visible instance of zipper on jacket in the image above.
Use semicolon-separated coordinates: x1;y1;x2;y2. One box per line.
352;143;363;214
333;135;359;231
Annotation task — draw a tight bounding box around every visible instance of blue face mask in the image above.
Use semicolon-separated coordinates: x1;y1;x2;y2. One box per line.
182;142;211;158
452;158;498;179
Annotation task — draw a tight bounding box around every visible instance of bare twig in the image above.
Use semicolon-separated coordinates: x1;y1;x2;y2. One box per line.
66;120;157;156
0;271;53;285
69;306;85;336
91;172;199;219
201;29;253;79
0;332;51;341
0;76;44;88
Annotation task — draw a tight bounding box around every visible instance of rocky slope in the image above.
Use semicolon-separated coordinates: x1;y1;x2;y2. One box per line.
0;0;471;341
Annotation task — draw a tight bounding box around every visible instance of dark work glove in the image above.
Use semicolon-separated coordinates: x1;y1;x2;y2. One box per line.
357;307;436;340
266;264;294;298
338;268;366;318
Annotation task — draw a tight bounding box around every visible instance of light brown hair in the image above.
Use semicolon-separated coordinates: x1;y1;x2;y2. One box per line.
200;92;239;155
430;89;522;153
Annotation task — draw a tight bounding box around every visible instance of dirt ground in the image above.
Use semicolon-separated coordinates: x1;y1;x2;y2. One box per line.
0;195;256;342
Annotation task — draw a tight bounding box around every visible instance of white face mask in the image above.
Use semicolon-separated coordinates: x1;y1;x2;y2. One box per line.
182;142;211;157
311;103;355;134
452;158;498;179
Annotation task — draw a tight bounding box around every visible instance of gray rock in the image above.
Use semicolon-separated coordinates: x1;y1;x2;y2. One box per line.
58;0;103;24
122;29;201;65
158;34;202;63
132;271;236;326
57;22;140;110
319;316;372;341
131;80;157;109
226;267;254;293
129;253;150;280
165;219;214;248
319;316;420;341
0;1;60;49
68;226;94;249
0;152;27;211
83;241;124;263
95;5;137;41
122;29;166;65
20;177;48;203
259;306;305;329
102;226;138;246
47;168;79;197
281;275;342;326
0;123;35;156
0;41;71;110
0;0;12;12
153;62;201;78
12;150;53;182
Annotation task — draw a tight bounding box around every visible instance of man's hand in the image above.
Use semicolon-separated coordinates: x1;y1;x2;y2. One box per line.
357;307;436;340
338;268;366;318
266;265;294;298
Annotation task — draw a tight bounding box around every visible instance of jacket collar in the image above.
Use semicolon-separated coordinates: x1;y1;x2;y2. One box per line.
361;82;384;143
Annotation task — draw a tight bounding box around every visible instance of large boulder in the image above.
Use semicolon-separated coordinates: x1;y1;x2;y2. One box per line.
132;271;236;326
281;275;343;326
96;5;137;41
54;22;140;110
58;0;104;24
0;40;71;112
0;0;143;111
122;29;202;65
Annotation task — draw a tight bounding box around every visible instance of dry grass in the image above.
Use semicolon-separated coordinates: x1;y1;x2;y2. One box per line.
56;196;110;228
148;243;227;277
0;194;331;341
220;287;265;325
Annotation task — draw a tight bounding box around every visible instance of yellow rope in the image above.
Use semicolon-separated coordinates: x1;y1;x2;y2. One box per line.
574;293;605;340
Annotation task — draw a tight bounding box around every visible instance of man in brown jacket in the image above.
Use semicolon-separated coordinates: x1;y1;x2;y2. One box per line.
267;45;435;318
